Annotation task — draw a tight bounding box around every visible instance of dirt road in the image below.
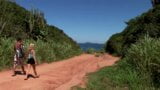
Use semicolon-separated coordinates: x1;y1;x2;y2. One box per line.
0;54;119;90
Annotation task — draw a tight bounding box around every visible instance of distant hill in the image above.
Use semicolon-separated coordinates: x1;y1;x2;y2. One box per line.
0;0;80;50
79;42;104;51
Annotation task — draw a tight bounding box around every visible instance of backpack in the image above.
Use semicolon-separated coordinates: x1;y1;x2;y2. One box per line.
17;45;25;58
19;48;24;58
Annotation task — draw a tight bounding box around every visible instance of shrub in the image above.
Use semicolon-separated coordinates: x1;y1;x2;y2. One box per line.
0;38;14;70
125;36;160;87
86;48;96;54
105;33;123;56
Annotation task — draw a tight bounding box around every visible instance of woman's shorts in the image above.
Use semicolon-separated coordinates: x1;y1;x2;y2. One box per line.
27;58;35;65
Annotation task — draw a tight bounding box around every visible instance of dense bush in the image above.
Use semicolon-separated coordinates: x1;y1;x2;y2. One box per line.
105;5;160;56
105;33;123;56
0;38;13;70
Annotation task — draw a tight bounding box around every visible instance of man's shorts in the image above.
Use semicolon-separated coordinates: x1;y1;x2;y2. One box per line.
14;55;24;66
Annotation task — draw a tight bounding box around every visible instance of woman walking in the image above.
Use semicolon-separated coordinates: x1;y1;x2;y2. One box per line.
25;43;39;80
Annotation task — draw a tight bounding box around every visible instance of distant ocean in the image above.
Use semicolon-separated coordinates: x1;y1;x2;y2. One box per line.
79;42;104;51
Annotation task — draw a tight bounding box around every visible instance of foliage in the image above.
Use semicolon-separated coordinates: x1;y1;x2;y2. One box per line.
82;65;156;90
0;0;82;70
105;5;160;56
124;36;160;87
0;38;82;70
85;4;160;90
86;48;96;54
0;38;13;70
105;33;123;56
0;0;80;49
83;36;160;90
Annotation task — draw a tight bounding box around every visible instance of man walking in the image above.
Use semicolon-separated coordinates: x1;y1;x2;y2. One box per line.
12;38;26;76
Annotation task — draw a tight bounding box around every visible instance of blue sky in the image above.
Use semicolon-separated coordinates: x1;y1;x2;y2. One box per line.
16;0;152;43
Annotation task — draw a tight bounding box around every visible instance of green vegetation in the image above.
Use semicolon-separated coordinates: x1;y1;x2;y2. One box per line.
86;48;96;54
105;5;160;56
124;36;160;88
0;38;81;70
0;0;81;70
82;36;160;90
85;48;105;58
83;5;160;90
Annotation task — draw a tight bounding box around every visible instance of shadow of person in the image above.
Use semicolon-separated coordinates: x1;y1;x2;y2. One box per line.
14;71;26;76
28;74;35;78
24;74;39;80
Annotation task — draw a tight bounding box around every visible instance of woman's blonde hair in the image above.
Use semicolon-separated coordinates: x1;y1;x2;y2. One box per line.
29;43;35;48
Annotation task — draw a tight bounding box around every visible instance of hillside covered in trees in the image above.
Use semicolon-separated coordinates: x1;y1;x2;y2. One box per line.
105;5;160;56
0;0;81;70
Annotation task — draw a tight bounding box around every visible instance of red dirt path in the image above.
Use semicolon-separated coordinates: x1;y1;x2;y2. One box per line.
0;54;119;90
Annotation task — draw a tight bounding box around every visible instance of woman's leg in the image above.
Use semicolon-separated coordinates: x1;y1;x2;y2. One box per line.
24;64;31;80
27;64;32;75
12;62;17;76
32;64;38;77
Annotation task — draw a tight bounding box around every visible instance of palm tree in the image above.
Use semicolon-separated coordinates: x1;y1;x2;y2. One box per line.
151;0;160;6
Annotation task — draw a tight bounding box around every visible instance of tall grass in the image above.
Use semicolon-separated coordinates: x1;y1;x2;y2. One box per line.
0;38;13;70
78;36;160;90
0;38;82;71
125;36;160;87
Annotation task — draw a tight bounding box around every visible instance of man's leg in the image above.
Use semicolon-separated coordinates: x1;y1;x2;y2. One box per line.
21;65;26;74
12;61;17;76
20;58;26;74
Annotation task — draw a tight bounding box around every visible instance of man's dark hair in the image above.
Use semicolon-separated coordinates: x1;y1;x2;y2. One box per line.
16;37;22;41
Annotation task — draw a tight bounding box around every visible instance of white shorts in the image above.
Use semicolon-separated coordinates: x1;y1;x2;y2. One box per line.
13;55;24;66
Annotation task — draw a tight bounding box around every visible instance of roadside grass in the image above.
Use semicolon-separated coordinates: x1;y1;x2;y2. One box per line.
73;62;156;90
73;36;160;90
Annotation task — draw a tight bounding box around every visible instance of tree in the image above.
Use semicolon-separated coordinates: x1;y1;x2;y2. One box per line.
151;0;160;7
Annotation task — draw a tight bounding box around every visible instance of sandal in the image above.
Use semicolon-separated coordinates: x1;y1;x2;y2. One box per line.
12;74;16;77
34;75;39;78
